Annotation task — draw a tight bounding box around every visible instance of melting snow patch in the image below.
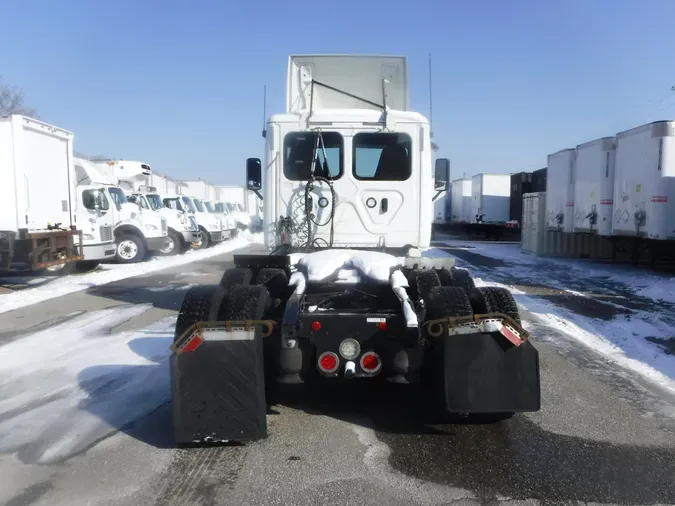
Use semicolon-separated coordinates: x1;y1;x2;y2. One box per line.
0;304;174;464
0;233;261;315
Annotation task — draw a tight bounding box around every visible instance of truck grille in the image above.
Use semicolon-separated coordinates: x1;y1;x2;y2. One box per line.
100;225;113;242
161;217;167;233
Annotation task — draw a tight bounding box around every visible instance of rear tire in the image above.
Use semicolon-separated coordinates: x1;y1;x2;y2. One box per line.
449;267;475;291
174;285;224;340
470;286;520;324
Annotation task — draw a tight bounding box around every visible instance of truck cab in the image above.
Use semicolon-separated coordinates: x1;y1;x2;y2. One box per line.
202;199;236;240
134;188;200;256
246;55;448;253
177;195;224;249
72;185;116;268
73;157;168;263
213;201;239;236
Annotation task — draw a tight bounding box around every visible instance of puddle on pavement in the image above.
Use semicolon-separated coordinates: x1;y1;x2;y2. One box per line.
433;247;509;269
508;283;629;320
377;413;675;505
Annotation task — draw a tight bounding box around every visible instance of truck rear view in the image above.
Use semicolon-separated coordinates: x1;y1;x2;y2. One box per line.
0;115;83;271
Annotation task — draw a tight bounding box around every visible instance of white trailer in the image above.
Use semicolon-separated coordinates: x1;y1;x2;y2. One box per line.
0;115;85;271
181;180;211;200
470;173;510;224
217;186;246;206
612;120;675;240
545;148;576;232
433;193;450;223
573;137;616;235
521;192;546;255
166;177;178;194
450;178;472;223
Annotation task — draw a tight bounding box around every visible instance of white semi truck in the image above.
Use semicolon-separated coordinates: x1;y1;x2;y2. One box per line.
170;54;540;445
74;158;168;263
0;115;103;273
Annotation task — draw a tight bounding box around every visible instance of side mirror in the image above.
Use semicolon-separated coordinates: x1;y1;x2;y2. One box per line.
246;158;262;191
434;158;450;191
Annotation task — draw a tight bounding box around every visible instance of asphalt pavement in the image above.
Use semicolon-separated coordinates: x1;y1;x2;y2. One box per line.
1;243;674;506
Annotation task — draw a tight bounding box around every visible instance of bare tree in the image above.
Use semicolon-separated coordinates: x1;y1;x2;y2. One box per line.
0;76;39;118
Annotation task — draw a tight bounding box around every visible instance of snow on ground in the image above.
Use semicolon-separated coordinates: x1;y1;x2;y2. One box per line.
434;240;675;396
0;232;262;315
0;304;173;465
440;240;675;305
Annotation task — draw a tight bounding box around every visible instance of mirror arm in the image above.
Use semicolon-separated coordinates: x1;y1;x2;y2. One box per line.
253;189;263;201
432;189;446;203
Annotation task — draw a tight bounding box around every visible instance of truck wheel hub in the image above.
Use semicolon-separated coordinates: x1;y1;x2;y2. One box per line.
118;240;137;259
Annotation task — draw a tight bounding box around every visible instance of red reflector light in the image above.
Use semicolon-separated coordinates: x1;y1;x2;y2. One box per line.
360;352;381;373
377;321;388;331
311;321;321;331
179;335;203;354
318;352;339;373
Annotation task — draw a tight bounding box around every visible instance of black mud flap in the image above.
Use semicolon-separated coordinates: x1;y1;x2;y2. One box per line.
171;331;267;444
439;332;540;413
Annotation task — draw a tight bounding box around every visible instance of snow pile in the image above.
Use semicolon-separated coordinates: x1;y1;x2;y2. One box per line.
0;304;173;464
296;249;402;283
0;233;261;315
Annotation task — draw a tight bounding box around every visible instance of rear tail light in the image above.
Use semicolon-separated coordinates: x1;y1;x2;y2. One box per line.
318;352;339;374
360;352;381;374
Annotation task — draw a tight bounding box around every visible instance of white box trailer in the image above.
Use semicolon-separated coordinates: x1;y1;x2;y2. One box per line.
612;120;675;240
0;115;84;271
573;137;616;235
181;180;211;200
450;178;472;223
217;185;246;206
150;171;169;194
521;192;546;255
433;193;448;223
546;148;576;232
470;173;510;223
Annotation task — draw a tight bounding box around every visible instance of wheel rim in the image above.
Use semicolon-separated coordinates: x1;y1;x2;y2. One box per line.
160;236;175;254
118;240;138;260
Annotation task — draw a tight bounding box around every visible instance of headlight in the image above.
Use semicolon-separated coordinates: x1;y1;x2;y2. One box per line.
208;223;218;231
144;224;158;231
83;233;95;241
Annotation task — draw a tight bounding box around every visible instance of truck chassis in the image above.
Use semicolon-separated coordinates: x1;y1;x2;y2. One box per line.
0;228;84;271
170;252;541;444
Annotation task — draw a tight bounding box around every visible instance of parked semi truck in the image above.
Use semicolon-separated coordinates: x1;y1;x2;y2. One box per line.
170;55;540;445
0;115;86;272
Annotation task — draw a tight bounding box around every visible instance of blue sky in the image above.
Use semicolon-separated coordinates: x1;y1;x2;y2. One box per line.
2;0;674;185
